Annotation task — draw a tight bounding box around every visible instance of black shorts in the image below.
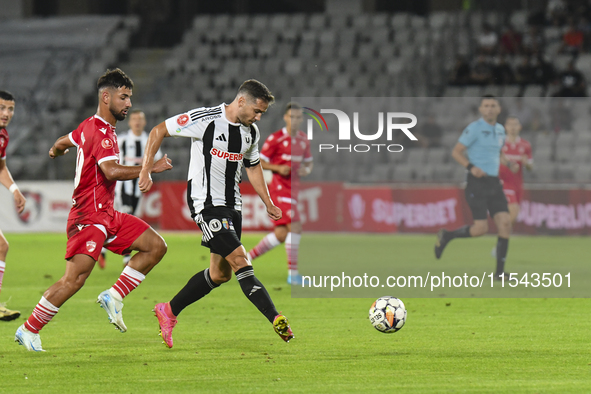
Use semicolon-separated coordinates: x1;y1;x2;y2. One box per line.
464;174;509;220
195;207;242;258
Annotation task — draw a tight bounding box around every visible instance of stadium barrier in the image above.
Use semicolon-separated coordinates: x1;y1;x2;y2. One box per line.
2;181;591;235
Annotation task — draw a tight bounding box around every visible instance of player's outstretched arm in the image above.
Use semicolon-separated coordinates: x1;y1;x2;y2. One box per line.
452;142;485;178
49;134;75;158
140;121;170;193
246;163;282;221
100;154;172;182
261;159;291;176
0;159;26;214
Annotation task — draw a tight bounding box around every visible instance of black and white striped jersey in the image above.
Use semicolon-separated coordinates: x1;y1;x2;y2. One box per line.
164;103;261;216
116;130;162;201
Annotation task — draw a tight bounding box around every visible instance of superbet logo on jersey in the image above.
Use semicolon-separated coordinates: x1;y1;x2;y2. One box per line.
303;106;418;153
210;148;244;162
177;114;189;126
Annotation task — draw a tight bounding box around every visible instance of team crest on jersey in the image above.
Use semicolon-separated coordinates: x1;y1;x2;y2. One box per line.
86;241;97;253
0;139;4;148
209;219;222;232
177;114;189;126
101;138;113;149
222;218;229;230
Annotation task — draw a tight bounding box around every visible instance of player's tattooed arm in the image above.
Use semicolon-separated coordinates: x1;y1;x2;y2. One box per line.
49;134;75;158
140;121;170;193
100;154;172;182
246;163;282;221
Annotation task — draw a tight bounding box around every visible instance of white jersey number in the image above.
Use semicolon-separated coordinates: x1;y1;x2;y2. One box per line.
74;147;84;189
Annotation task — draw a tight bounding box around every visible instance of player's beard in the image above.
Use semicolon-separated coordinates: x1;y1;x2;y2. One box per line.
111;106;128;121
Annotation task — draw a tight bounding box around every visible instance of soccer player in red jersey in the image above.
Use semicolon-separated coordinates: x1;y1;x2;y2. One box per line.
0;90;26;321
499;116;533;224
15;69;172;352
247;102;313;285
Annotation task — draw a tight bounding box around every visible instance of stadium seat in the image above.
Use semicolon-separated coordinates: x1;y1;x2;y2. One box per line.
510;10;527;28
534;146;553;162
391;13;410;29
251;14;270;30
308;14;327;30
269;14;289;31
523;85;545;97
393;164;414;181
426;147;447;164
429;12;449;30
555;164;575;180
574;167;591;182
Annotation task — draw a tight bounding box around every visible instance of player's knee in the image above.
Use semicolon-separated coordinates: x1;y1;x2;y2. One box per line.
63;274;87;291
152;237;168;259
498;216;512;234
276;232;287;243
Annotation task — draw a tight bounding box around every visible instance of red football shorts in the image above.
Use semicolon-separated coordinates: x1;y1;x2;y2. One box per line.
65;211;150;261
503;186;522;205
270;191;300;227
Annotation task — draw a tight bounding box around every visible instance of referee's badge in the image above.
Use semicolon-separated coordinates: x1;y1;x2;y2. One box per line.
209;219;222;232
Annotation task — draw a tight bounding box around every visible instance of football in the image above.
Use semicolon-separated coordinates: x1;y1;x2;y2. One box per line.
369;296;407;333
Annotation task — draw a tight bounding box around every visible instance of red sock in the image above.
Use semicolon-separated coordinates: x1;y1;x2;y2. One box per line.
250;233;281;260
112;266;145;299
285;233;300;272
25;297;59;334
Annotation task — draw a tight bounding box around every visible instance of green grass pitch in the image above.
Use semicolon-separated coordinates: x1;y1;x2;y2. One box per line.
1;232;590;393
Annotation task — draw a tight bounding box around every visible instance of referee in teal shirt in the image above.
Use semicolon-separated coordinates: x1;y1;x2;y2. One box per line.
435;95;518;280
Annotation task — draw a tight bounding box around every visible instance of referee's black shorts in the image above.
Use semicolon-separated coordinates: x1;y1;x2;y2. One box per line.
195;206;243;258
464;174;509;220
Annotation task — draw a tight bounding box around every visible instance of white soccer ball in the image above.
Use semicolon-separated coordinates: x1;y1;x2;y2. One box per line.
369;296;407;333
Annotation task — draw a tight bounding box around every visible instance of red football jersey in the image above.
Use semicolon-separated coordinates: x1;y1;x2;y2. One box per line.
260;128;312;195
0;128;9;160
68;115;120;225
499;136;532;188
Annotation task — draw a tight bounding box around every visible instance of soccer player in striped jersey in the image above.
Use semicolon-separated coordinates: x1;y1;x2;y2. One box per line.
247;102;313;285
140;79;294;348
99;109;162;267
0;90;26;321
15;69;172;352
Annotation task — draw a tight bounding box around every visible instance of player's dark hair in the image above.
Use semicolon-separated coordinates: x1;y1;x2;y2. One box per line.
0;90;15;102
480;94;499;104
284;101;302;114
97;68;134;91
238;79;275;105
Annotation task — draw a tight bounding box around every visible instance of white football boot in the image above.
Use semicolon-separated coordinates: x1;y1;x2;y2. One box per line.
15;324;45;352
97;289;127;333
